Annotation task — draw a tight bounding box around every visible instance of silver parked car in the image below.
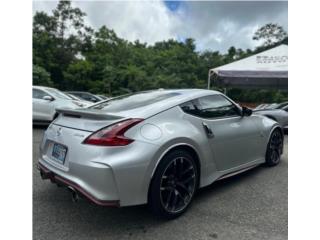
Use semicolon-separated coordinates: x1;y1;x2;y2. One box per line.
38;89;284;219
254;102;288;130
33;86;90;124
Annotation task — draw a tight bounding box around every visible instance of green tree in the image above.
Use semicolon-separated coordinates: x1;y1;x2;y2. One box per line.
32;1;287;102
33;65;53;86
64;60;93;90
33;0;93;89
253;23;288;46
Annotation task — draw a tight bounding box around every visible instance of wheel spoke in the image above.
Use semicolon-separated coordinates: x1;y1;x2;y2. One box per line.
171;191;179;211
165;189;174;208
182;174;195;185
176;182;189;193
181;166;193;177
176;189;185;201
172;159;177;174
178;158;183;178
160;186;172;191
272;149;280;162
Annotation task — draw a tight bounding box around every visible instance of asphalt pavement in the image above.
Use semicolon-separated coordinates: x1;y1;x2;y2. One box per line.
33;126;288;240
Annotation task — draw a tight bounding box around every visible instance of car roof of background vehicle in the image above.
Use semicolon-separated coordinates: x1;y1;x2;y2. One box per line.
33;85;54;90
66;91;94;94
65;92;81;100
33;85;63;91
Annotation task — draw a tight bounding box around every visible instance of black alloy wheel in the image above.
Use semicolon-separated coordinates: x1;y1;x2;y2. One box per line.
266;129;283;166
149;150;198;219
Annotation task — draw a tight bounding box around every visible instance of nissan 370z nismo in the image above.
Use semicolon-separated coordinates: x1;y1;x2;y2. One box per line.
38;89;283;219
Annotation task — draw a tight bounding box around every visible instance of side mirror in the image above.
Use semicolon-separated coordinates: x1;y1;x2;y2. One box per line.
242;106;252;117
43;95;54;101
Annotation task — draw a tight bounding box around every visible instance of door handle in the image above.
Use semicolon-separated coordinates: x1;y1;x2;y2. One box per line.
202;122;214;138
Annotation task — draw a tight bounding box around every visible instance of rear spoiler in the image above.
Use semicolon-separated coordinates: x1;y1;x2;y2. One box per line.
56;108;123;121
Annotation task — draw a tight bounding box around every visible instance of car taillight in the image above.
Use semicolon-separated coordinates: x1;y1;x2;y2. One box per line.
83;118;144;146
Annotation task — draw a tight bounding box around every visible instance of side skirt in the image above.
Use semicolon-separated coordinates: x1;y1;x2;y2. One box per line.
216;164;259;181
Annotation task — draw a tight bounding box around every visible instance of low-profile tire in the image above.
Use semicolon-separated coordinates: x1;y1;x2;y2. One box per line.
265;128;283;167
148;150;198;219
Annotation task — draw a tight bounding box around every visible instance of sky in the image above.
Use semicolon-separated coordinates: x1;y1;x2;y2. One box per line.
33;0;288;53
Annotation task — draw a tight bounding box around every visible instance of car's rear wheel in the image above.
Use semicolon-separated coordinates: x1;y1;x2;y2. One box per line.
149;150;198;219
265;129;283;166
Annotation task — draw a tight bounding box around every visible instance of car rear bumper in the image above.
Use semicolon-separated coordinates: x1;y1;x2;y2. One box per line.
39;123;162;206
38;161;120;207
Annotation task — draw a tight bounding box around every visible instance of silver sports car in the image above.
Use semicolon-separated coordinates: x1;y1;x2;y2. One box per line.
38;89;283;219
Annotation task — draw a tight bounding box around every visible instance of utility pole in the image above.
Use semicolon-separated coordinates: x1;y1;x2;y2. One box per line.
207;70;212;89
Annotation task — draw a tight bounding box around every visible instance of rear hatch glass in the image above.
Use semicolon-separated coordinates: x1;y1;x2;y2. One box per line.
89;91;180;112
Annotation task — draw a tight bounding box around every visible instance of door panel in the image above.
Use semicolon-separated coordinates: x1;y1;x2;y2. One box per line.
180;94;263;172
33;98;54;121
203;116;261;171
33;89;55;121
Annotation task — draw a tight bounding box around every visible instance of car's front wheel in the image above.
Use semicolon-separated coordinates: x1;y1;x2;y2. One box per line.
148;150;198;219
265;128;283;166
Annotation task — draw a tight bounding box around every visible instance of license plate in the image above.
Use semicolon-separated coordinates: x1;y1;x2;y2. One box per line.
51;143;67;164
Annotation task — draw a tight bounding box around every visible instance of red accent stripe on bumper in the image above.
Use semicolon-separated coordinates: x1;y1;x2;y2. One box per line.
38;162;120;207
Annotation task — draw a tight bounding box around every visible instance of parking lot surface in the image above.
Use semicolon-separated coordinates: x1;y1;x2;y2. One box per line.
33;127;287;240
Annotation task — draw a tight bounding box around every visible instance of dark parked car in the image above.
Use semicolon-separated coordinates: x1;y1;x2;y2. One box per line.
254;102;288;131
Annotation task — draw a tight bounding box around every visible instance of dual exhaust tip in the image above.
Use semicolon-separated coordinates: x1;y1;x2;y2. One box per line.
68;186;80;203
39;166;80;203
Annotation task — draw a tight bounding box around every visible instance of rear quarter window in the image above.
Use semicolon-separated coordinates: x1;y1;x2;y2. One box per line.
90;91;181;112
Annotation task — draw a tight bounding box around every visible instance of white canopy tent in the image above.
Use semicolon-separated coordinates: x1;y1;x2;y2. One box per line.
208;44;288;90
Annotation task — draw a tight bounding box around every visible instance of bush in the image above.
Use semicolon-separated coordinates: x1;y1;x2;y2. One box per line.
33;65;53;87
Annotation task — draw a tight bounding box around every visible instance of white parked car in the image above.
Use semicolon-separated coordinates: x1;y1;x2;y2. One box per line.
64;92;93;105
33;86;90;123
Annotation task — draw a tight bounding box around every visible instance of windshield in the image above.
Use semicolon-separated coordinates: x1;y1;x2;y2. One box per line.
46;88;72;100
90;91;181;112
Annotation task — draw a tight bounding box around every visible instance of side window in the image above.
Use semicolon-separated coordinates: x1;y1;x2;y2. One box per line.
181;95;240;119
180;101;198;115
33;89;47;99
195;95;240;118
80;94;90;101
